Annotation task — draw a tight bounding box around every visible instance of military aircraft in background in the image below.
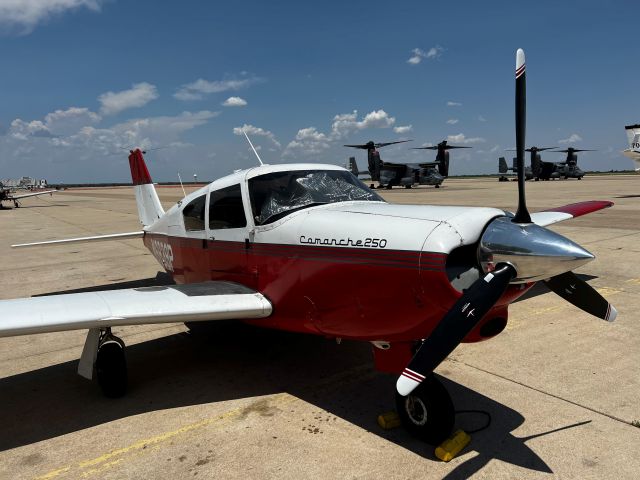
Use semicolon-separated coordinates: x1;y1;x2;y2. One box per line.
346;139;470;189
498;146;590;181
0;49;617;446
0;183;57;208
498;146;554;181
622;124;640;171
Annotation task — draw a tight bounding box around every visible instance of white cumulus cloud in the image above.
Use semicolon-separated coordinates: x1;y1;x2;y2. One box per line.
98;82;159;115
558;133;582;144
446;119;459;125
394;125;412;134
447;133;485;144
283;127;331;158
233;124;281;149
447;101;462;107
0;0;104;35
175;76;263;101
222;96;247;107
331;109;395;138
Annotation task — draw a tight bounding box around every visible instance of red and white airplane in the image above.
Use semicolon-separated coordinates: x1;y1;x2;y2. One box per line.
0;49;616;444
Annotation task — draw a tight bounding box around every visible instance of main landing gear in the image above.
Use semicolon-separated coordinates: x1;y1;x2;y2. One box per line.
395;374;454;445
78;327;127;398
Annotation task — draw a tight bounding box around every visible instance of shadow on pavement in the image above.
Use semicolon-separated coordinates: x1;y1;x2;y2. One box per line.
0;318;594;476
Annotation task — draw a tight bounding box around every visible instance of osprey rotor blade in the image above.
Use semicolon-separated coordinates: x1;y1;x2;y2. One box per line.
396;265;515;396
544;272;617;321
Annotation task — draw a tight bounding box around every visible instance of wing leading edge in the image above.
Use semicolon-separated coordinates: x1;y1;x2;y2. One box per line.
529;200;613;227
0;281;272;337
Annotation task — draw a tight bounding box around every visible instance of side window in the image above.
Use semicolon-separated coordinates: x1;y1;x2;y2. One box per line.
209;184;247;229
182;194;206;231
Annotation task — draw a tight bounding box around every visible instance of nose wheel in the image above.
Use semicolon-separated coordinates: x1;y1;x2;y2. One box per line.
395;375;454;445
95;329;128;398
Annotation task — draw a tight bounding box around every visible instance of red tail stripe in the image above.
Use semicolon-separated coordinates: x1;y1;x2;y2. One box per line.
128;149;153;185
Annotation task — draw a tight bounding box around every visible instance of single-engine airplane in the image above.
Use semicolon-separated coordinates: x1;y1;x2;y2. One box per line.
622;124;640;171
0;49;616;445
0;183;57;208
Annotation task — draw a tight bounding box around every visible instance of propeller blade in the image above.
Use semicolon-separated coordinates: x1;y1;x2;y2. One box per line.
376;140;412;148
544;272;617;321
513;48;531;224
412;145;471;150
396;264;516;396
553;149;596;153
344;140;411;150
344;143;373;150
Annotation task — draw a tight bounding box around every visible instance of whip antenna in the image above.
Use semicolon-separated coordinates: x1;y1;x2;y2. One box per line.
243;130;264;166
177;172;187;198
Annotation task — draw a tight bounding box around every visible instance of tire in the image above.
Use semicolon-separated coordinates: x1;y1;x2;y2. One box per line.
96;340;128;398
395;375;454;445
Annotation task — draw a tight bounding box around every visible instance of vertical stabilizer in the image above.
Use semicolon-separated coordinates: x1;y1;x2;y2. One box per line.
348;156;359;176
623;124;640;170
128;149;164;227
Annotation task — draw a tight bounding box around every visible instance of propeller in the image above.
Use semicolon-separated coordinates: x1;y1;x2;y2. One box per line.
553;148;596;153
412;140;472;151
506;146;555;152
396;48;616;397
344;140;412;150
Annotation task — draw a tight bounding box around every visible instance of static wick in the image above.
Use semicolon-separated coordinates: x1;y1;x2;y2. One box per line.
243;130;264;166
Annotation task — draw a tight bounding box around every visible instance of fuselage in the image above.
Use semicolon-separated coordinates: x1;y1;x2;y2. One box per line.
142;164;531;344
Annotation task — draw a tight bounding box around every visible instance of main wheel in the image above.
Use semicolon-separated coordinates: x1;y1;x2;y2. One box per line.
435;184;440;188
395;375;454;445
96;339;128;398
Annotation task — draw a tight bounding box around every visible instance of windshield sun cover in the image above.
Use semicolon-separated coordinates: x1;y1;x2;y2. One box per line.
249;170;383;225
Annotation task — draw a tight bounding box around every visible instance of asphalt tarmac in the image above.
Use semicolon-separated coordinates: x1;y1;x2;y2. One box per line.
0;175;638;479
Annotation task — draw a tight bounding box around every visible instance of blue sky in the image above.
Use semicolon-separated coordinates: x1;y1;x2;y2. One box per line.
0;0;638;183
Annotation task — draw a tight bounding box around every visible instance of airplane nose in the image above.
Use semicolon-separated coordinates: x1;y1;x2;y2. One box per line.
478;216;594;283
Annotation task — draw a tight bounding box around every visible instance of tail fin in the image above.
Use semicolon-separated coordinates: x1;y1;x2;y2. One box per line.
498;157;508;173
348;156;359;176
625;124;640;147
128;149;164;227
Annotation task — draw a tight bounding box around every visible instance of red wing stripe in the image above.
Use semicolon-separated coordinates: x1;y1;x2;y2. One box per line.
543;200;613;218
516;65;526;78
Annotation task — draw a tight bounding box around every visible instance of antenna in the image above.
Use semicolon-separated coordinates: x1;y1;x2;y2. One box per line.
242;129;264;166
177;172;186;197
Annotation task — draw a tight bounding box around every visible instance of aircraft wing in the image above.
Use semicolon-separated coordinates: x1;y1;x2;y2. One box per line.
10;189;58;200
381;162;408;170
529;200;613;227
0;281;272;337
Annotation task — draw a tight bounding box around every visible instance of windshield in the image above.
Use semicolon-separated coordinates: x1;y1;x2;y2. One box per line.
249;170;383;225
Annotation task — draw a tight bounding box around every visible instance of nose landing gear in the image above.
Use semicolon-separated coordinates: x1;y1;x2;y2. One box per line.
395;374;454;445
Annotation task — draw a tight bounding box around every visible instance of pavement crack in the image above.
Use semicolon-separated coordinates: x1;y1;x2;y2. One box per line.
447;357;634;427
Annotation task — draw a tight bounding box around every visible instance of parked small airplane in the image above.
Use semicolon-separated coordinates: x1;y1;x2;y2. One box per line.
0;49;616;445
622;124;640;171
0;183;57;208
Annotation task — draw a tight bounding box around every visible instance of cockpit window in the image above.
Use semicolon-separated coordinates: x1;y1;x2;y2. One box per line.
209;184;246;229
249;170;383;225
182;194;206;231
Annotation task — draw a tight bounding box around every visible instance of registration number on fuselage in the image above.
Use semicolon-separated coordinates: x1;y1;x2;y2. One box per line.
150;238;174;271
299;236;388;248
